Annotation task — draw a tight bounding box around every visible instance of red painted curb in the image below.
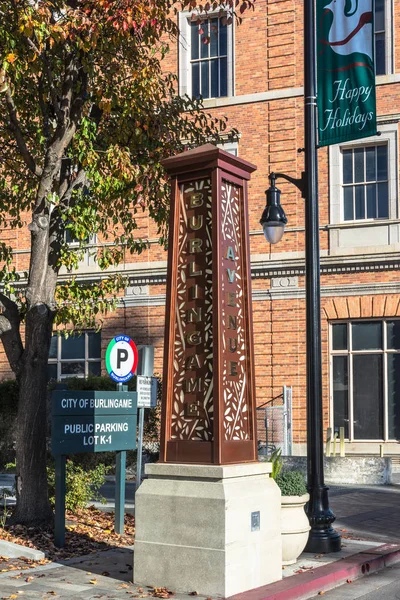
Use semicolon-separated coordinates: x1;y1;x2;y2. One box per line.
228;544;400;600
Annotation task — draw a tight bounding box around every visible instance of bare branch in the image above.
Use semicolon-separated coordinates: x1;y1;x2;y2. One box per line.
5;88;43;178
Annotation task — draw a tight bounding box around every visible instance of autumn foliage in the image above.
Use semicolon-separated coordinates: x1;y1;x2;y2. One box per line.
0;0;254;525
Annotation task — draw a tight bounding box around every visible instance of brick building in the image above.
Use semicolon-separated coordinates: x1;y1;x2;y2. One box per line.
2;1;399;457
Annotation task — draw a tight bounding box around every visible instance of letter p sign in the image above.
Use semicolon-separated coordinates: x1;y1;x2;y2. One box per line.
106;335;138;383
117;348;128;369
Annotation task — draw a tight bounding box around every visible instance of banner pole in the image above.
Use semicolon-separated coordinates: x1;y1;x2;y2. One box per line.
303;0;341;553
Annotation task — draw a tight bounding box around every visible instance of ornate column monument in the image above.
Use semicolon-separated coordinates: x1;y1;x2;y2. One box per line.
134;145;281;598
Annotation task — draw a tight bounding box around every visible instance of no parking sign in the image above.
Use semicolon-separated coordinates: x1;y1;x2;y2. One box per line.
106;335;138;383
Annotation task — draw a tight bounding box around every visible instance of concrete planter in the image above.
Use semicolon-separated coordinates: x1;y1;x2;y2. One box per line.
281;493;310;565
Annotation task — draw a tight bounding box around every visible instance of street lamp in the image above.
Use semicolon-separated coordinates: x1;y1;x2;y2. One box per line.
260;0;341;554
260;173;288;244
260;171;305;244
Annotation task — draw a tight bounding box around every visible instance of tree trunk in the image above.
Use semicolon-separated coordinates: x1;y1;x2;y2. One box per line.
12;305;54;525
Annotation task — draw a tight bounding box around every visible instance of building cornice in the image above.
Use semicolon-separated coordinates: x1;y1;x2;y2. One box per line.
201;77;400;109
54;251;400;288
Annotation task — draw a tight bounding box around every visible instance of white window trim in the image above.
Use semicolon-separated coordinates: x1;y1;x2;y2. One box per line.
49;331;101;380
377;0;394;76
178;10;234;99
217;140;239;155
329;122;398;225
66;234;98;268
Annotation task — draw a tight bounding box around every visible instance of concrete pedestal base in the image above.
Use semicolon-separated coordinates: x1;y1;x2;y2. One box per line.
134;462;282;598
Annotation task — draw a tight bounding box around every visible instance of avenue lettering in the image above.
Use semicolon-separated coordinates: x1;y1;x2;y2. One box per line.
225;245;239;377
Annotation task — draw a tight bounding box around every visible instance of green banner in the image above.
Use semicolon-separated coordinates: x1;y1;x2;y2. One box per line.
317;0;377;146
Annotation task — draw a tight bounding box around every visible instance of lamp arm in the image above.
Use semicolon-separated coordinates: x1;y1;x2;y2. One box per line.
269;171;307;198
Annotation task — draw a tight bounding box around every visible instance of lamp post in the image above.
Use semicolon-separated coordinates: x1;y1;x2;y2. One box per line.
260;0;341;554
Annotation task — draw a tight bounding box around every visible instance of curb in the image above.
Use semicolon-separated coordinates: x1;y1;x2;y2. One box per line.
0;540;46;561
228;543;400;600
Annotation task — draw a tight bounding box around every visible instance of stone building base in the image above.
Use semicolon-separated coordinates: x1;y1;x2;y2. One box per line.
133;462;282;598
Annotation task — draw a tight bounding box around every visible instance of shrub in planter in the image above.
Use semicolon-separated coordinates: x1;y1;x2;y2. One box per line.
276;469;310;566
276;471;308;497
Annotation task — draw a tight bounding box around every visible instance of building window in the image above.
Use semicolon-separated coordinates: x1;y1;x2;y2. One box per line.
331;320;400;441
342;144;389;221
328;122;398;248
179;12;234;99
375;0;393;76
190;17;228;99
65;229;97;268
48;331;101;380
375;0;386;75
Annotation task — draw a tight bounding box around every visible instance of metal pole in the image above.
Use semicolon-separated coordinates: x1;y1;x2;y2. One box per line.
135;407;145;492
303;0;341;553
54;454;66;548
283;385;288;456
115;383;126;535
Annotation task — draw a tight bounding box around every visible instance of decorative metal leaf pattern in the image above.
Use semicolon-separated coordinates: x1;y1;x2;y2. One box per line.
220;181;250;441
170;178;214;441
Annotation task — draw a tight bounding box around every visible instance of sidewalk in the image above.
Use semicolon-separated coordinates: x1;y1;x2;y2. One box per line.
1;484;400;599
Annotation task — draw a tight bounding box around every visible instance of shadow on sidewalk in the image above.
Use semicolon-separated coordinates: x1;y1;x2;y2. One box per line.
59;546;134;582
330;484;400;544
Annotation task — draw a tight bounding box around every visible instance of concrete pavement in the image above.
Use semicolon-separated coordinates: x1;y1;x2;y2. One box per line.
1;482;400;599
330;484;400;544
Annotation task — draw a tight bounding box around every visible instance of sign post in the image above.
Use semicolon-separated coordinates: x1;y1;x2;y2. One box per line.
105;335;138;533
52;389;137;546
135;346;157;492
115;383;128;534
54;454;66;548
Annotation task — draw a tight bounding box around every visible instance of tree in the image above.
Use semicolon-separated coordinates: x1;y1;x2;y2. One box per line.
0;0;255;525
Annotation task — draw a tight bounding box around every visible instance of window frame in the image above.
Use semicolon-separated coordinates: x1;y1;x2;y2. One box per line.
330;318;400;442
329;123;398;226
374;0;394;77
48;331;102;381
65;230;97;268
341;144;389;222
178;10;234;100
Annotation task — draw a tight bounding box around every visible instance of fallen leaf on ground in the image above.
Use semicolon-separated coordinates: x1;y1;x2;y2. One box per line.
0;506;135;569
152;588;174;598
